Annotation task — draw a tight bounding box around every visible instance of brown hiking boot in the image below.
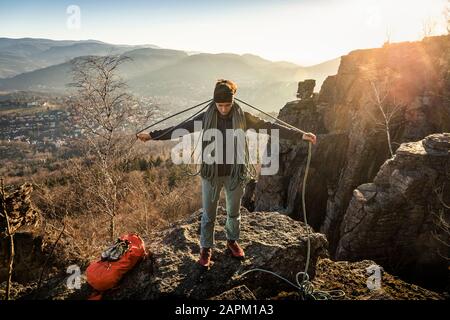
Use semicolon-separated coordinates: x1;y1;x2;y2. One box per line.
198;247;212;268
227;240;245;259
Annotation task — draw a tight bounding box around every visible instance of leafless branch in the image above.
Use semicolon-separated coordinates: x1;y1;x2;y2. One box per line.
68;55;150;240
360;65;405;158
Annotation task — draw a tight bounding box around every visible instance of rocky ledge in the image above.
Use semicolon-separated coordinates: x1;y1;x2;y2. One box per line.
20;205;444;300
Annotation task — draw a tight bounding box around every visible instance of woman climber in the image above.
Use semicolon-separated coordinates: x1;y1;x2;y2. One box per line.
137;79;316;268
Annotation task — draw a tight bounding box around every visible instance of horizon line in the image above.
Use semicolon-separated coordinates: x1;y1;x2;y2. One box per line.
0;35;345;68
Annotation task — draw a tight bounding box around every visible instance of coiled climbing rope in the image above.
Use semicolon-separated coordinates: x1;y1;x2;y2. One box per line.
236;140;345;300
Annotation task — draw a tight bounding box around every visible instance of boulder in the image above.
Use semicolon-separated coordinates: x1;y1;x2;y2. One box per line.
336;134;450;290
296;79;316;100
102;206;329;299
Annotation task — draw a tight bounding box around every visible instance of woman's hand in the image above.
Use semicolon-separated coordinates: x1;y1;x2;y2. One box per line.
302;132;317;145
136;132;152;142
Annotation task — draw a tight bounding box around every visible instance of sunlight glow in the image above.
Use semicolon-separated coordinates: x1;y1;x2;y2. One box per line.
120;0;449;65
1;0;448;66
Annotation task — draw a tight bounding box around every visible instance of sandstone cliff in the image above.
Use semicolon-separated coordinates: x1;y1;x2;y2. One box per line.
336;133;450;289
251;35;450;289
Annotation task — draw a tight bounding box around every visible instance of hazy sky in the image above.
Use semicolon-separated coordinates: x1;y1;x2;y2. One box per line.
1;0;448;65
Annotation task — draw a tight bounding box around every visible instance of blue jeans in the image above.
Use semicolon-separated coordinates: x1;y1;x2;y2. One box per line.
200;176;245;248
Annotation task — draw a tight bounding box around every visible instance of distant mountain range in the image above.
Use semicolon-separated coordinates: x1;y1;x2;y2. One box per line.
0;37;161;78
0;38;340;111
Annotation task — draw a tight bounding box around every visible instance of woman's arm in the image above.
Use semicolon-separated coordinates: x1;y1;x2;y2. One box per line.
138;112;205;141
244;112;316;143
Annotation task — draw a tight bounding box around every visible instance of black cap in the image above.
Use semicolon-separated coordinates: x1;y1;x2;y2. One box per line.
213;79;237;103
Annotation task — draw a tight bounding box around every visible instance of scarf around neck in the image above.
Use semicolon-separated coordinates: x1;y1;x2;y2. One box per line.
200;101;254;200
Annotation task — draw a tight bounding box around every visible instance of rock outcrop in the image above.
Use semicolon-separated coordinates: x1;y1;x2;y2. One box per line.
252;36;450;265
254;84;331;218
319;37;450;253
0;182;45;284
0;182;41;236
296;79;316;100
24;205;446;300
336;133;450;289
24;207;329;300
104;207;328;299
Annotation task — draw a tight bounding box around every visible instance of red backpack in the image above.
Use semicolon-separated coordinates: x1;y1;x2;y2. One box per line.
86;233;147;298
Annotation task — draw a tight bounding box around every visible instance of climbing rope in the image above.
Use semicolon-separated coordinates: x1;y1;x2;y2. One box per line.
135;98;213;135
234;97;307;135
236;141;344;300
148;101;212;140
232;98;346;300
131;99;213;149
136;97;346;300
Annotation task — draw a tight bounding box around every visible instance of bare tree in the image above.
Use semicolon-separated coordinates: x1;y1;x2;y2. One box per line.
69;55;153;241
383;26;392;46
361;65;405;158
422;16;438;38
445;0;450;34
